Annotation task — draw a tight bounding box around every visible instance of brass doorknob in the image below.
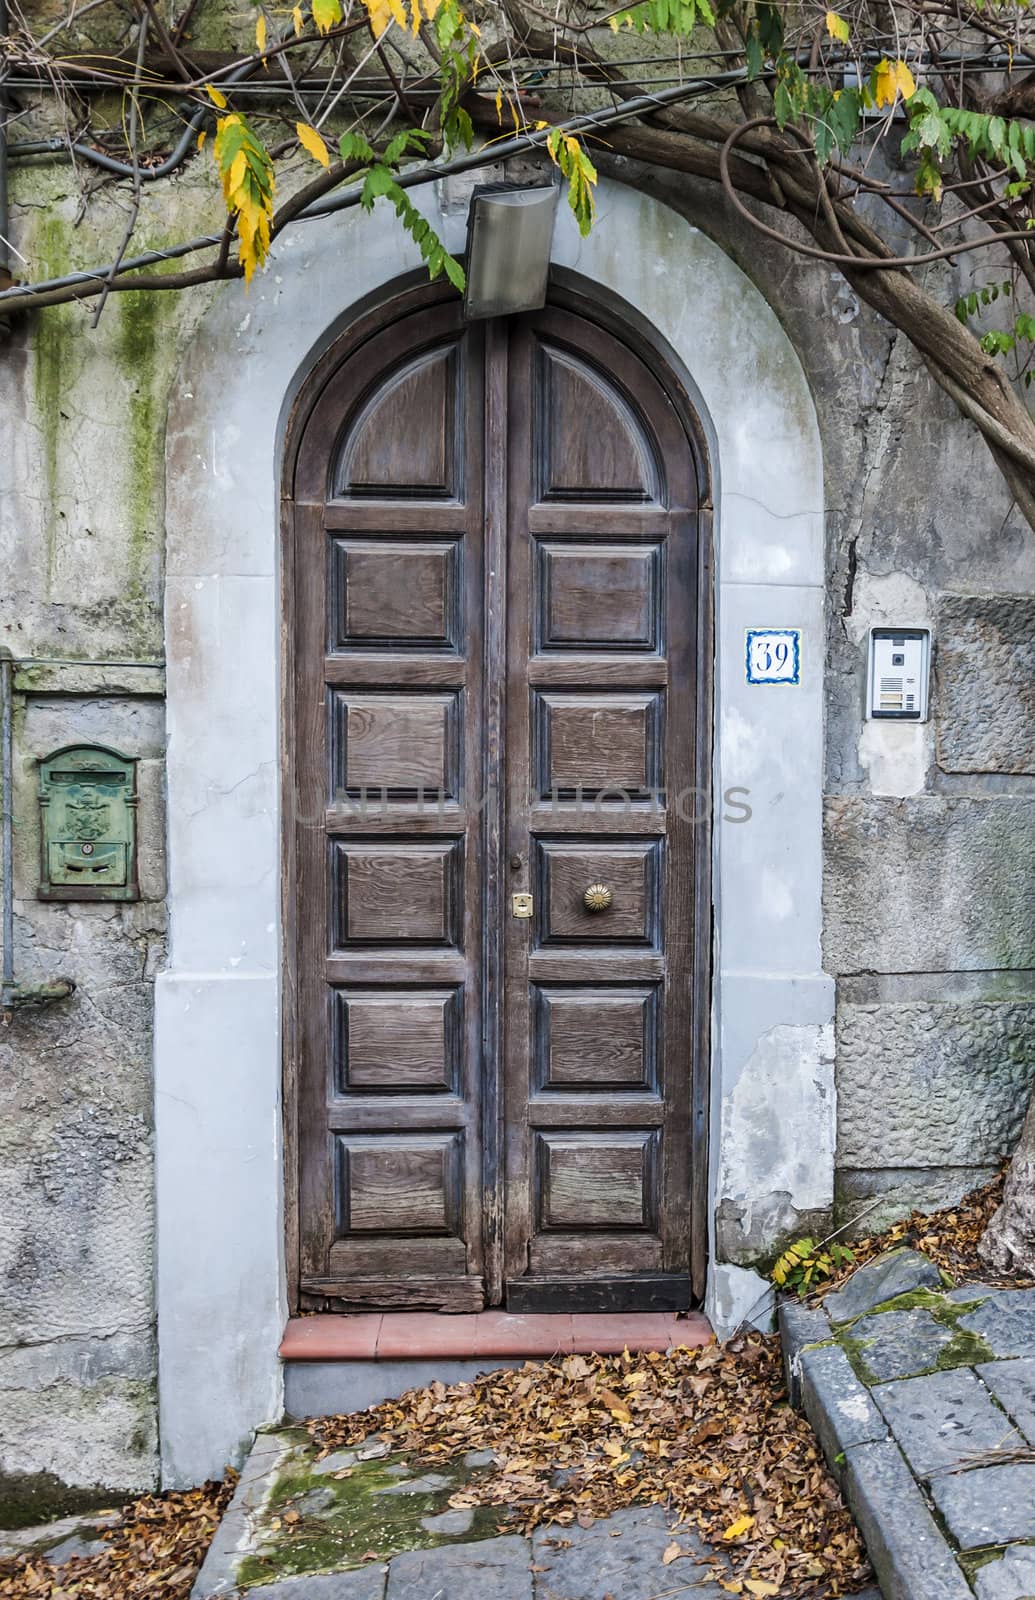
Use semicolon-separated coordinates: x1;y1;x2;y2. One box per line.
583;883;613;912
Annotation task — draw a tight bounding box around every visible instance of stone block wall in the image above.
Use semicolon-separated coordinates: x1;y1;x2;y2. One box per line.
824;604;1035;1236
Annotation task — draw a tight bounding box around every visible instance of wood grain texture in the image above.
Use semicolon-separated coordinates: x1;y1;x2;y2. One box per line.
334;988;461;1093
502;306;702;1309
330;539;462;652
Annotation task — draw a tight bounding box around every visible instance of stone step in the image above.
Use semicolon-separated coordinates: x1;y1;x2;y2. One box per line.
281;1310;711;1420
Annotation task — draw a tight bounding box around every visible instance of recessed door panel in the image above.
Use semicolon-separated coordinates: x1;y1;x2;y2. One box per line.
330;539;462;652
533;986;659;1093
536;839;662;948
333;987;461;1093
534;691;661;799
535;1130;659;1231
537;544;663;653
332;840;463;947
331;692;462;799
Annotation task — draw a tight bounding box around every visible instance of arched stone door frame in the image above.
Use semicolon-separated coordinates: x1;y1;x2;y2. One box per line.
156;176;830;1487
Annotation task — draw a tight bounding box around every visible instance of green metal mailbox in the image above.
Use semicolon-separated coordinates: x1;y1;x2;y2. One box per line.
38;745;138;901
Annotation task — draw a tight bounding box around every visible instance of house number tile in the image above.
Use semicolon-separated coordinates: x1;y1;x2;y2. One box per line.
745;628;802;685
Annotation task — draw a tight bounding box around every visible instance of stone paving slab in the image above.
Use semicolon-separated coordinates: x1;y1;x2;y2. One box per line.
871;1368;1025;1477
972;1543;1035;1600
842;1439;972;1600
530;1505;728;1600
977;1356;1035;1445
959;1291;1035;1359
848;1309;958;1382
929;1464;1035;1550
783;1274;1035;1600
825;1250;944;1326
799;1344;888;1472
0;1507;122;1562
248;1572;389;1599
386;1534;532;1600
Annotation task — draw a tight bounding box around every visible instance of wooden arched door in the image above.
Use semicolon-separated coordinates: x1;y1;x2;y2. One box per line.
285;285;711;1313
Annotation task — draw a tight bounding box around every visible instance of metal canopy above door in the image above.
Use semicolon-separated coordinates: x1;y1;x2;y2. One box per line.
284;284;712;1315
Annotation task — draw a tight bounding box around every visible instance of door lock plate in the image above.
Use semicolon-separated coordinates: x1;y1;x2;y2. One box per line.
511;892;533;918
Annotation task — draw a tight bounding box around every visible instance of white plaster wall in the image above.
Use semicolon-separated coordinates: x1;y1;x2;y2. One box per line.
156;175;829;1484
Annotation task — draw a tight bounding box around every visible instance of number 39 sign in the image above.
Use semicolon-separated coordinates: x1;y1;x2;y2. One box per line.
746;628;801;685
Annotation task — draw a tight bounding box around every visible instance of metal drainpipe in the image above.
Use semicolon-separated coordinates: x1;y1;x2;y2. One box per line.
0;652;75;1013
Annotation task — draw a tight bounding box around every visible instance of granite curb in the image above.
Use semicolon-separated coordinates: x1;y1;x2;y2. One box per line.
778;1297;969;1600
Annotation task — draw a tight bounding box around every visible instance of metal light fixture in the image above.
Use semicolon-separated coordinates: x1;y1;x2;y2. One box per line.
463;183;559;320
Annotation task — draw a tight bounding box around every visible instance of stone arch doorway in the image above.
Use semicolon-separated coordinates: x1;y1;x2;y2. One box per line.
156;178;828;1485
281;279;714;1314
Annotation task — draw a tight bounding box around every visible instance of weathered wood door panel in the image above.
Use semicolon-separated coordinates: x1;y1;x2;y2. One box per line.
502;310;699;1312
287;290;708;1313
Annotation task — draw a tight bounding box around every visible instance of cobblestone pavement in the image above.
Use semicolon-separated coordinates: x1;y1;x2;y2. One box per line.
189;1432;739;1600
783;1248;1035;1600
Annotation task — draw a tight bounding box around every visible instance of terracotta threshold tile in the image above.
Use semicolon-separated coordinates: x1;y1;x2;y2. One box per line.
473;1311;574;1357
570;1313;679;1354
278;1313;382;1360
279;1308;714;1362
376;1313;480;1360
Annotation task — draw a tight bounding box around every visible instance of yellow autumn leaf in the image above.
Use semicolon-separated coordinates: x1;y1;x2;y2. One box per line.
292;3;304;31
872;57;916;109
745;1584;780;1597
721;1514;755;1540
206;83;228;108
311;0;342;33
255;13;267;54
296;121;330;167
825;10;849;42
228;149;248;195
196;129;207;150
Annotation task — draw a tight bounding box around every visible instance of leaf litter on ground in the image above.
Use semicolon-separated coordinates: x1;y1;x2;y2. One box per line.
811;1167;1034;1300
0;1477;235;1600
308;1332;872;1597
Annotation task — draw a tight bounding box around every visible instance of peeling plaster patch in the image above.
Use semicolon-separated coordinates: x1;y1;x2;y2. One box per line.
845;569;931;647
708;1263;775;1339
857;720;930;797
720;1023;836;1235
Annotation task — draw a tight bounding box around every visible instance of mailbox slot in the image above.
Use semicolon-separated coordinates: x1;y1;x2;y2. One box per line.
38;745;139;901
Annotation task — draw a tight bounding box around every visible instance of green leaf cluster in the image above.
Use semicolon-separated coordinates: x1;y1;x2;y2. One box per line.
612;0;715;36
771;1236;855;1295
545;129;598;236
432;0;478;153
339;130;466;289
905;89;1035;195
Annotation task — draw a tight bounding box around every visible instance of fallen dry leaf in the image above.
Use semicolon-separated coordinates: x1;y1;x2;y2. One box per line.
662;1540;685;1564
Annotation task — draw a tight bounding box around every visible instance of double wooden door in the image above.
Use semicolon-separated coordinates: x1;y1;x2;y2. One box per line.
287;288;709;1313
